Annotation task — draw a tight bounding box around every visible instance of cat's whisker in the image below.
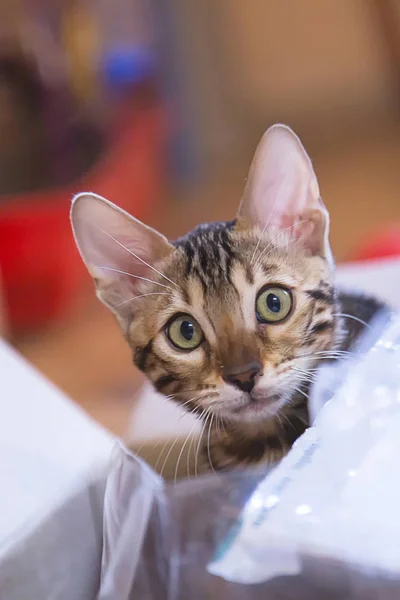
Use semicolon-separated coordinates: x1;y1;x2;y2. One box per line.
291;386;309;400
160;434;182;479
186;427;196;480
307;355;349;364
155;402;200;472
98;266;172;291
313;349;350;355
215;415;222;439
292;367;320;383
310;355;353;364
97;225;180;290
286;407;309;427
217;414;228;438
169;388;217;397
194;410;210;478
313;353;351;360
293;365;309;373
173;422;198;485
178;396;199;410
220;415;228;437
206;413;216;474
297;375;318;385
299;349;350;360
189;407;208;479
292;366;316;375
155;436;175;472
294;376;318;387
187;406;202;418
250;192;283;264
333;312;371;329
131;436;162;459
176;395;218;416
277;410;295;430
178;407;199;421
117;292;170;306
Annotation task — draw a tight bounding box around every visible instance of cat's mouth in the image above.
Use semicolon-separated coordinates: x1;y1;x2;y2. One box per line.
230;392;283;417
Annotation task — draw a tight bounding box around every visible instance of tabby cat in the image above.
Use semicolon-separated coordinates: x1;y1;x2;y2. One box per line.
71;124;383;471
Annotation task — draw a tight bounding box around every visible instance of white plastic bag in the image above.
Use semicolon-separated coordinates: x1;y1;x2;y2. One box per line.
210;311;400;585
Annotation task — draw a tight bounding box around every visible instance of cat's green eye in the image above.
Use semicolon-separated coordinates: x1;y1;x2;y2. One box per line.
166;314;203;350
256;285;293;324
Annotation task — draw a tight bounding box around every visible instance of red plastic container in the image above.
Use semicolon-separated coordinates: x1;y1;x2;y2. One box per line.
349;226;400;263
0;103;166;331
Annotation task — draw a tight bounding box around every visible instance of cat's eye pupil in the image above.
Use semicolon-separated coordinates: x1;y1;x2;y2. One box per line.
266;293;281;313
167;314;203;350
256;286;292;324
180;320;194;341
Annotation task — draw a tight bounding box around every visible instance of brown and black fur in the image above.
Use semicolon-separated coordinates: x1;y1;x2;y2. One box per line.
128;221;384;471
71;124;387;474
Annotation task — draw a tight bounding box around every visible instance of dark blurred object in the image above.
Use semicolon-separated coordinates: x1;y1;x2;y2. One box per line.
0;50;104;196
0;52;48;196
0;100;167;334
0;0;170;334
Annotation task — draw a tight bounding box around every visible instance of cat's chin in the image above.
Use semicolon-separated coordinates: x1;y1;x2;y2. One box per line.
225;392;285;423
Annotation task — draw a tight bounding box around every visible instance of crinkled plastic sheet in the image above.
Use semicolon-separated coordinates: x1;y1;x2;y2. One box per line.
98;309;400;600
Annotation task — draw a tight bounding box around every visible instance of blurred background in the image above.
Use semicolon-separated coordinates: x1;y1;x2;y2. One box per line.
0;0;400;435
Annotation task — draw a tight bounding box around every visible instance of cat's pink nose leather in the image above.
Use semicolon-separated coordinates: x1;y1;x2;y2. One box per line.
223;361;262;393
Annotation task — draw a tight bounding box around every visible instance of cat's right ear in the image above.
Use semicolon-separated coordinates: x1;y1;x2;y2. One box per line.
237;124;331;262
70;193;174;326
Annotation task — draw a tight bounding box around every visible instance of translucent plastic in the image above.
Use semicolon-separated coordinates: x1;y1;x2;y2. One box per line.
98;309;400;600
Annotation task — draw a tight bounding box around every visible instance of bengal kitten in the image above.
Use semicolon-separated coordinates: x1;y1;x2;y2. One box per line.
71;125;383;471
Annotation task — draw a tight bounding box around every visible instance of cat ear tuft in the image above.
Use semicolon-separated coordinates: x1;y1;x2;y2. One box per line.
70;193;173;324
238;124;331;260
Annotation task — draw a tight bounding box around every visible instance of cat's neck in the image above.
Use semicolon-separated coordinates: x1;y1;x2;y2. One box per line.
204;390;310;471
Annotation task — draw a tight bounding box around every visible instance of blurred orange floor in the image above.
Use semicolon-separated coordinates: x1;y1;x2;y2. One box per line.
15;124;400;437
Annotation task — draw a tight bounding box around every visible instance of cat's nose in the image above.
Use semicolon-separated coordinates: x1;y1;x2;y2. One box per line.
223;361;262;393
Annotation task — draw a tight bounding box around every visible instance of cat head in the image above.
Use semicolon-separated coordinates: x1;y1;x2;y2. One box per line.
71;124;339;424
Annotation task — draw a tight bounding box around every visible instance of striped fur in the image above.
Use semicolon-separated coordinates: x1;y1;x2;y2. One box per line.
126;220;384;471
71;124;386;474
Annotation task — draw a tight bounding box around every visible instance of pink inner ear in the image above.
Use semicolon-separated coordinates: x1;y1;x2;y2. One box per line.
71;193;175;318
90;225;168;297
238;125;330;256
110;235;151;279
280;207;327;255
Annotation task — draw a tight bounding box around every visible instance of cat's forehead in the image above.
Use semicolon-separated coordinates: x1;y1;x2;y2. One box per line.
170;220;322;293
173;220;238;290
162;220;328;333
129;219;333;354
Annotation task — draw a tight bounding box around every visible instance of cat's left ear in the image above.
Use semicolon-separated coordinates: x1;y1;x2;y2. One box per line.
238;124;331;261
70;192;174;327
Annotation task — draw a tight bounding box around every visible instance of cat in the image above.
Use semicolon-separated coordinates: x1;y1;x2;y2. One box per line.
70;124;384;471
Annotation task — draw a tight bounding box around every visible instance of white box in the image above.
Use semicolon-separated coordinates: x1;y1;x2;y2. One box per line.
0;340;114;600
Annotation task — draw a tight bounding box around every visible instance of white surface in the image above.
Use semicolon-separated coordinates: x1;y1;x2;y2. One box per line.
129;382;201;443
335;256;400;307
0;339;115;599
129;257;400;447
